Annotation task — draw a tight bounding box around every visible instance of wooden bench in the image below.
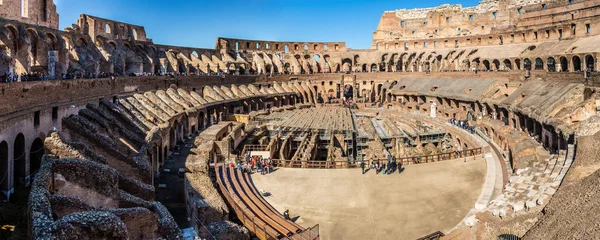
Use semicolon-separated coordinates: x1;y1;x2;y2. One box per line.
225;167;294;236
242;171;304;231
234;169;303;233
216;166;281;240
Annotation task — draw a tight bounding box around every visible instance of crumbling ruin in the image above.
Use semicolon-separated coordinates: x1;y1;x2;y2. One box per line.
1;0;600;239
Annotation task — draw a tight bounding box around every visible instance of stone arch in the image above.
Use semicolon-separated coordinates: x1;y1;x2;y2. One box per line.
14;133;26;188
503;59;512;70
29;137;44;179
482;60;490;70
26;28;41;68
370;63;378;72
547;57;556;72
573;56;582;72
354;55;360;65
492;59;500;70
342;58;352;72
585;55;595;71
524;58;532;70
560;56;569;72
462;59;471;70
534;58;544;70
77;37;88;47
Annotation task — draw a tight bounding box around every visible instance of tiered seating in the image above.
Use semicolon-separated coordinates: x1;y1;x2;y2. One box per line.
216;165;307;239
487;145;575;217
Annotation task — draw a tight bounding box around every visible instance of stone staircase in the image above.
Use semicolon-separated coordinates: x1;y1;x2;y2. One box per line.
487;144;574;217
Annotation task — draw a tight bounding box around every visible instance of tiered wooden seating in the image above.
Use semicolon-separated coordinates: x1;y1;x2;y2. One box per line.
216;165;307;239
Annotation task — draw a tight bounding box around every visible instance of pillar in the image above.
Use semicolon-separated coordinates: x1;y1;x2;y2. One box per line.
48;50;58;80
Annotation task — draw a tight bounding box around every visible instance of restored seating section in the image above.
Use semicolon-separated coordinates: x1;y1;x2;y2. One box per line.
216;165;317;240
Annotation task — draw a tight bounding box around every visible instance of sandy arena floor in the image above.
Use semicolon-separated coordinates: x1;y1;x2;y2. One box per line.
251;157;486;240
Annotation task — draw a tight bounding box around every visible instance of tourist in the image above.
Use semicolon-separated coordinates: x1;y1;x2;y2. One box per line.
375;162;379;174
264;159;270;174
360;161;365;174
283;210;290;220
259;160;265;175
237;162;243;172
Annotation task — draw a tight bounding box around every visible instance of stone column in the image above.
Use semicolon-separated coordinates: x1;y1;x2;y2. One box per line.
48;51;58;80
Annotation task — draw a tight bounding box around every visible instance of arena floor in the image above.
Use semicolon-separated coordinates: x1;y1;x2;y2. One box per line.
252;157;486;240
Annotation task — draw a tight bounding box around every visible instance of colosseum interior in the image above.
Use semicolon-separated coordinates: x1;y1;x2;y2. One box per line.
1;0;600;239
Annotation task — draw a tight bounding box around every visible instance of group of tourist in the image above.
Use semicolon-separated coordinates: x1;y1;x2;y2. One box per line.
449;118;475;134
236;154;272;175
360;155;403;175
2;72;49;82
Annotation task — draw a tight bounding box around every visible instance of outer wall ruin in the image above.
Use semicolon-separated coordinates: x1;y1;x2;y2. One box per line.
1;0;600;239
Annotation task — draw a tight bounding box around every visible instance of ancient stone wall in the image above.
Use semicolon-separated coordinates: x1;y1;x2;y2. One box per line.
0;0;58;29
372;0;600;50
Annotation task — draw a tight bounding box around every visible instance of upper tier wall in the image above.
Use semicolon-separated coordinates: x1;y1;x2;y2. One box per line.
372;0;600;49
216;37;347;53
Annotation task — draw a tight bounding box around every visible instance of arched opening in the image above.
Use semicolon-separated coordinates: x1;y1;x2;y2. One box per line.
585;55;595;71
492;59;500;70
547;57;556;72
344;85;354;100
560;57;568;72
0;141;8;198
362;64;367;72
482;60;490;70
341;58;352;73
14;134;26;187
503;59;512;70
29;138;43;180
573;56;582;72
535;58;544;70
169;128;176;150
370;64;378;72
524;58;532;70
515;59;521;70
77;38;87;47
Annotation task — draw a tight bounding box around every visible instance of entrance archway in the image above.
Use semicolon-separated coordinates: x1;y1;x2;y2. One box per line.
524;58;532;70
14;134;25;187
535;58;544;70
503;59;512;70
29;138;44;179
560;57;568;72
344;85;354;100
573;56;581;72
547;57;556;72
585;55;595;71
482;60;490;70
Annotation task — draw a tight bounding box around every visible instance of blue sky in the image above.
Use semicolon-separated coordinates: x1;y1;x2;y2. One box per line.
55;0;479;49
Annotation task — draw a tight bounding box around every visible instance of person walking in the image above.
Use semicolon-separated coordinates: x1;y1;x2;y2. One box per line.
360;161;365;174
